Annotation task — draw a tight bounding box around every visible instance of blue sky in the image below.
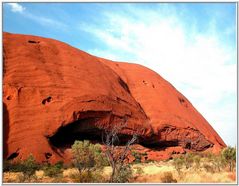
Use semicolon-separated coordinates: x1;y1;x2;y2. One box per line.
3;3;237;146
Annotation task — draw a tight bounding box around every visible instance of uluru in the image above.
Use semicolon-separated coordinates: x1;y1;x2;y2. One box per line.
3;32;226;164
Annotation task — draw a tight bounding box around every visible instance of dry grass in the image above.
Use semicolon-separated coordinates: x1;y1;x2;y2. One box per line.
62;168;79;178
176;169;234;183
131;160;236;183
3;172;25;183
35;170;44;179
3;160;236;183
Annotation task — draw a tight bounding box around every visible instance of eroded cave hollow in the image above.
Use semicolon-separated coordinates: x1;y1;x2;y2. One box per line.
48;118;104;149
47;118;140;150
47;122;179;155
47;118;213;153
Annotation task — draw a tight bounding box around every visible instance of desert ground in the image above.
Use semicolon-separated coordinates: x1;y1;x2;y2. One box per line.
3;157;236;183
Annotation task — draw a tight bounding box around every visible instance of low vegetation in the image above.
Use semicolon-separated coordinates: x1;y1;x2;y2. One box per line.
161;172;177;183
41;161;63;177
101;121;137;183
3;154;39;178
71;140;107;182
173;156;184;176
221;146;236;172
3;145;236;183
173;146;236;173
131;151;147;163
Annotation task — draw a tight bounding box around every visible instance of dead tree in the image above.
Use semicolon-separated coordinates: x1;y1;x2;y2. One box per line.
101;116;138;183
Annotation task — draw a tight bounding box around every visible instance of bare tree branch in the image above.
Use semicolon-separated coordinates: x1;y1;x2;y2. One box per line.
101;116;139;182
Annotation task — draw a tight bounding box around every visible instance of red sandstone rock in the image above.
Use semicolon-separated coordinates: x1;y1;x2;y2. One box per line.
3;32;226;163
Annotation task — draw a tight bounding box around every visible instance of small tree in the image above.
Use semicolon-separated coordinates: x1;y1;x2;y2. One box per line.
101;117;138;183
221;146;236;172
71;140;107;182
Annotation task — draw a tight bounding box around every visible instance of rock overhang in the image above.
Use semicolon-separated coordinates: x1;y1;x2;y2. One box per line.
3;32;226;163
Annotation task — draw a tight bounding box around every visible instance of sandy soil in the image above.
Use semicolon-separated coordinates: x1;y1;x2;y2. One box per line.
3;161;236;183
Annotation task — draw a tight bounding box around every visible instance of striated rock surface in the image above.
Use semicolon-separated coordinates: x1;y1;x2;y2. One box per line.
3;32;226;163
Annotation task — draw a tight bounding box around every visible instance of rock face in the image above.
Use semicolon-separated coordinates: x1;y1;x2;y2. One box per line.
3;32;226;163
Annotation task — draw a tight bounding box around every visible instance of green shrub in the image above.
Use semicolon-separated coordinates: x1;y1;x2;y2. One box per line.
132;151;141;163
221;146;236;172
161;172;177;183
71;140;107;182
131;151;146;163
4;154;39;177
22;155;39;177
72;140;107;171
42;161;63;177
113;164;133;183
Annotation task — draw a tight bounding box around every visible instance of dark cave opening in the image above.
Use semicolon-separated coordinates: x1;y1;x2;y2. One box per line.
48;118;104;149
47;119;181;154
140;139;179;150
47;118;139;150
